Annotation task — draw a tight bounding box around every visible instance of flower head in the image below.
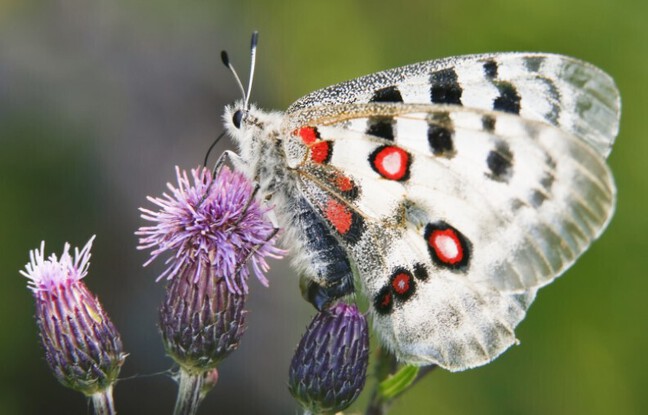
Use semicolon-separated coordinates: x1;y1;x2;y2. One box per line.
289;303;369;414
137;166;284;294
21;236;93;293
20;237;126;396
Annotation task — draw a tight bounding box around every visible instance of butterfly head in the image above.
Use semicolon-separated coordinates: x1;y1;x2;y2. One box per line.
223;100;266;135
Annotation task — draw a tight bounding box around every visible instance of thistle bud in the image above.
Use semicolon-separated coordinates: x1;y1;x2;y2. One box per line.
159;262;247;372
20;236;126;398
289;303;369;414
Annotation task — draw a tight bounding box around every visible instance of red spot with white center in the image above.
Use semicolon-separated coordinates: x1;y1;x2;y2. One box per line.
324;199;352;235
370;145;410;181
392;272;412;295
429;228;464;265
297;126;318;144
310;141;331;164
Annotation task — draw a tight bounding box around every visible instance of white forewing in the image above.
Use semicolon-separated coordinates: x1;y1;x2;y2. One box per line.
288;53;620;157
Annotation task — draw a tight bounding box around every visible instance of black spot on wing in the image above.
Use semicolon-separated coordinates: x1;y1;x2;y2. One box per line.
523;56;544;72
538;77;561;124
370;85;404;103
482;114;496;132
483;59;498;78
540;173;555;192
539;154;556;193
493;82;521;114
530;189;548;208
430;68;463;105
366;116;395;141
413;263;429;281
428;124;454;157
486;142;514;182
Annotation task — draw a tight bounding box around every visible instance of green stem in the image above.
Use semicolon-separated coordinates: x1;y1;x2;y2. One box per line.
365;348;398;415
174;369;205;415
91;386;116;415
364;349;438;415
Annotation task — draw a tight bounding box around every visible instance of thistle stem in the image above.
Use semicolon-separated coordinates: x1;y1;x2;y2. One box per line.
364;349;438;415
91;386;117;415
365;348;397;415
174;369;205;415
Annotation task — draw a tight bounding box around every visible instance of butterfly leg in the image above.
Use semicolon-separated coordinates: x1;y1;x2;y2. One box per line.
210;149;246;175
197;150;251;209
230;227;280;288
295;198;355;310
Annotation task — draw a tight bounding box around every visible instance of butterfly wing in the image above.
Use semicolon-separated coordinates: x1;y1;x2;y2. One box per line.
287;53;620;158
284;103;614;370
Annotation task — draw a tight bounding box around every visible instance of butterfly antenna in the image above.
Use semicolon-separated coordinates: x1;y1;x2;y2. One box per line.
244;31;259;110
221;50;247;102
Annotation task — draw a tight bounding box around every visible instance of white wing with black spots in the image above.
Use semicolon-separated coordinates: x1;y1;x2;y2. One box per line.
280;104;614;369
289;104;615;293
288;53;620;158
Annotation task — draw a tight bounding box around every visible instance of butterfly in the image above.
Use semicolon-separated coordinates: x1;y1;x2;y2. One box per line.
221;33;619;371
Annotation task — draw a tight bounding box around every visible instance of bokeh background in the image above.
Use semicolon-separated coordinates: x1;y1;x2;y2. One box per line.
1;0;645;414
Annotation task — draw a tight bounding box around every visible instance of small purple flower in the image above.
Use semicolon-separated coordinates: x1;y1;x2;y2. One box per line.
137;166;284;294
20;236;126;397
289;303;370;414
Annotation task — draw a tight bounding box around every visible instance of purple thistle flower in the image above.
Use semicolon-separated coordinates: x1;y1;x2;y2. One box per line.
137;166;284;294
289;303;370;414
20;236;126;398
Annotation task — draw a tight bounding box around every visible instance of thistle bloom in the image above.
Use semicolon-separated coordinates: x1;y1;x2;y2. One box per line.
137;166;283;415
289;303;370;415
137;166;284;294
20;236;125;414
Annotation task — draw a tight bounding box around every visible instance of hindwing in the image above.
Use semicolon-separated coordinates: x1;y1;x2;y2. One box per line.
284;103;614;369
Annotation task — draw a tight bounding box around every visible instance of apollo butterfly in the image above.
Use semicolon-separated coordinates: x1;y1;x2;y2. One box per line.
221;33;618;371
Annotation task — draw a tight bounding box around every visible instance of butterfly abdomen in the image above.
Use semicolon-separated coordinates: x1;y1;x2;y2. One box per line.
290;198;355;309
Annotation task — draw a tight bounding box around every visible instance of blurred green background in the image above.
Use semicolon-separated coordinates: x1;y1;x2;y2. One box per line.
1;0;645;414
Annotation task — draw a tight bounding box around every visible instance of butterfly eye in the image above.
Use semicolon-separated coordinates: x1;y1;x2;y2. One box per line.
232;110;243;129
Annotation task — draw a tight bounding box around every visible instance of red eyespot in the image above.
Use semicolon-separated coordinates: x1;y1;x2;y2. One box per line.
390;268;415;300
369;145;411;181
374;286;393;315
424;222;471;269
